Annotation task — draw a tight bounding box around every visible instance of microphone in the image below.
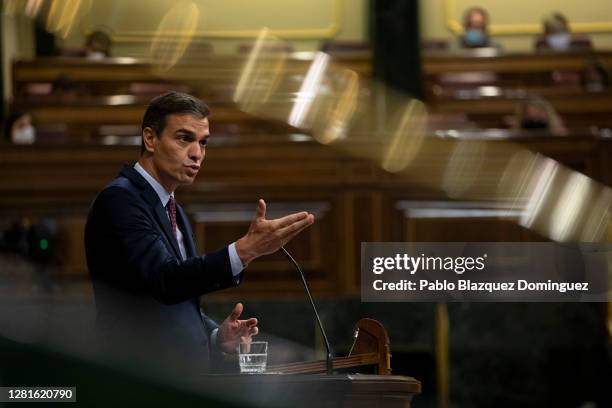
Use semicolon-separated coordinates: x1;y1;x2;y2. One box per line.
280;246;333;375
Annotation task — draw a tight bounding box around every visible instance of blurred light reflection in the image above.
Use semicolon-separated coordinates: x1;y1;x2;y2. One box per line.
549;172;593;241
149;0;200;73
234;28;288;116
229;30;612;243
288;52;329;128
25;0;44;18
381;99;428;173
310;68;359;145
46;0;92;39
581;188;612;242
441;140;486;198
519;157;560;232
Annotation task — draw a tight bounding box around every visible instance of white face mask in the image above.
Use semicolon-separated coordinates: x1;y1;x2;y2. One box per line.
12;125;36;144
87;51;106;60
547;32;571;50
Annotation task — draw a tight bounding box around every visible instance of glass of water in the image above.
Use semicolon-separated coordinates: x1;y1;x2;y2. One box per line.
239;341;268;374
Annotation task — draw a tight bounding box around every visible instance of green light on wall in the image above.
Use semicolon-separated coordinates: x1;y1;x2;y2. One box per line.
39;239;49;251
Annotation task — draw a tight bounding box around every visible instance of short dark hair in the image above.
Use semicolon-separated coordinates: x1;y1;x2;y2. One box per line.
140;91;210;154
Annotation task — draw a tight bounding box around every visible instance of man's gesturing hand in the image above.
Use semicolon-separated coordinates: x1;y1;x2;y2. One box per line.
235;199;314;266
217;303;259;354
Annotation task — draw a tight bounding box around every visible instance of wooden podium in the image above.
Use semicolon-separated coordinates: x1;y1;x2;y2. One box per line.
270;318;393;375
200;319;421;407
199;373;421;408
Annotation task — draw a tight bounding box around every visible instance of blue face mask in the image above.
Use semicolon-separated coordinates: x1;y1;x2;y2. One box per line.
464;29;487;47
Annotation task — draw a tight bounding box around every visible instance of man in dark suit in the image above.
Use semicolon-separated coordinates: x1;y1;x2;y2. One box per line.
85;91;314;376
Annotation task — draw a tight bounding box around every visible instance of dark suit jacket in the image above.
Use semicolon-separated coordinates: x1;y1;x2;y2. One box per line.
85;164;241;375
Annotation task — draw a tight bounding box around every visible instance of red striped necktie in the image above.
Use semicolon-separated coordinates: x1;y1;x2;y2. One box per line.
166;196;177;239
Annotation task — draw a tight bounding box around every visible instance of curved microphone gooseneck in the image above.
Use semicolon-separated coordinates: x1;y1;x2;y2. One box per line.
280;246;333;375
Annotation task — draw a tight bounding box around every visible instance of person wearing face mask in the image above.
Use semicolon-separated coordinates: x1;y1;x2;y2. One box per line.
59;30;112;59
3;111;36;145
512;96;567;136
84;30;112;60
460;7;491;49
535;12;592;52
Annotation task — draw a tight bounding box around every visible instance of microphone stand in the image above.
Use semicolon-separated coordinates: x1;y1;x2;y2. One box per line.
280;247;333;374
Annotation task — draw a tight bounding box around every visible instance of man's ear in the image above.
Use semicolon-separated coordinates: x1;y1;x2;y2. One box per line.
142;127;156;153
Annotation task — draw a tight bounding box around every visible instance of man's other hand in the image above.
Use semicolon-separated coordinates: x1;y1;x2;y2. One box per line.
235;199;314;266
217;302;258;354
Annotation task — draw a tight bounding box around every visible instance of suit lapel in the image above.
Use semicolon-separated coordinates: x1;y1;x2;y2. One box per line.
120;164;183;260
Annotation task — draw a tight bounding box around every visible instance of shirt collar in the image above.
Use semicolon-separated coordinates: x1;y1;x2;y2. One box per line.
134;162;174;207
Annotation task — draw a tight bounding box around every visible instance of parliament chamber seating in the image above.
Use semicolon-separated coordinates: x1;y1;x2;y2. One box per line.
4;49;612;292
11;50;612;140
424;49;612;128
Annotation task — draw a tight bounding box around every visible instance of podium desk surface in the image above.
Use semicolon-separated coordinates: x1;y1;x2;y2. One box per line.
195;374;421;408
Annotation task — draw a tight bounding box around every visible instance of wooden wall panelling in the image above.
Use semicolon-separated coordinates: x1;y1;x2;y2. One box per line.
344;191;385;294
55;217;88;276
395;200;547;242
188;198;339;299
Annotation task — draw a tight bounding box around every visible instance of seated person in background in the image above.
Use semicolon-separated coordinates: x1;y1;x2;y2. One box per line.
84;31;112;59
3;111;36;144
581;59;610;92
535;12;592;51
61;30;112;59
512;96;567;136
459;7;491;48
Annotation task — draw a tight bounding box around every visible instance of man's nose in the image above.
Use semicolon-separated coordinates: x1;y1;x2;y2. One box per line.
189;143;204;162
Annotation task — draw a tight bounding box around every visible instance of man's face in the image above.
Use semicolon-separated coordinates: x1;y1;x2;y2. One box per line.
144;113;209;192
